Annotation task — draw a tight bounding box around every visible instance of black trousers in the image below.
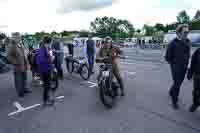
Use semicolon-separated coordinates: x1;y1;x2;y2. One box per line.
192;74;200;106
169;63;188;102
14;71;27;96
41;72;51;102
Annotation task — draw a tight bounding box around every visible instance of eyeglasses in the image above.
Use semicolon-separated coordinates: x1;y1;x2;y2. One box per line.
183;31;189;34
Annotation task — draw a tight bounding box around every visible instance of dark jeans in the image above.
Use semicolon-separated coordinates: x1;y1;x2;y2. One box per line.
192;74;200;106
169;63;188;102
54;57;63;78
14;71;27;96
87;55;94;73
41;72;51;102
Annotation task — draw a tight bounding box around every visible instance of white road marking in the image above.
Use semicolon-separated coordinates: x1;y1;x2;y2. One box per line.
121;62;157;69
87;81;97;88
126;71;136;75
8;96;65;116
13;102;24;110
8;104;41;116
56;96;65;99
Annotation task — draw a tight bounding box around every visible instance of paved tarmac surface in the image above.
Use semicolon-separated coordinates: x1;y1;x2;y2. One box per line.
0;47;200;133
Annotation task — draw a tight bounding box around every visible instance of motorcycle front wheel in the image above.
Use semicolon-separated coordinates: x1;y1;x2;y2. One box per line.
99;80;116;109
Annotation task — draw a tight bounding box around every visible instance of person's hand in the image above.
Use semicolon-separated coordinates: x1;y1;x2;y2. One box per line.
18;64;26;72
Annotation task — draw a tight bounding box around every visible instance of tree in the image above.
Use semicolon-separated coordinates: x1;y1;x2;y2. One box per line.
34;31;48;41
79;30;90;37
193;10;200;21
154;23;165;32
190;20;200;30
165;23;178;32
136;29;141;33
0;33;6;40
177;10;190;24
51;31;58;36
90;16;135;39
143;24;155;36
60;30;70;37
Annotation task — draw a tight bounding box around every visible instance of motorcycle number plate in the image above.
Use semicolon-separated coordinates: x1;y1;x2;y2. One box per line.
102;71;110;77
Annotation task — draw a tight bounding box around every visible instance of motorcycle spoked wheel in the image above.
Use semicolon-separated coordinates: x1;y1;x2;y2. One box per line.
80;64;90;80
99;80;117;109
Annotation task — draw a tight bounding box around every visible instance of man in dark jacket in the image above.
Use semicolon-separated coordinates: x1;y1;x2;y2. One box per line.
165;24;191;109
86;35;96;74
187;48;200;112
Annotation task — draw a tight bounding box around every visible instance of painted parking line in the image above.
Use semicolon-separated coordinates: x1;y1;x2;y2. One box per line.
87;81;97;88
125;71;136;75
14;102;24;110
121;62;157;69
8;96;65;116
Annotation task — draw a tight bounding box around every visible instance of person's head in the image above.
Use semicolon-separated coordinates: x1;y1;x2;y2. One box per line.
42;36;52;48
176;24;190;41
53;34;61;42
11;32;21;44
10;38;17;46
103;36;112;49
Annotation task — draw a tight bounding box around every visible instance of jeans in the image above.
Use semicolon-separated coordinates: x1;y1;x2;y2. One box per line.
54;57;63;78
14;71;27;96
169;63;188;102
87;55;94;73
41;72;51;102
192;74;200;106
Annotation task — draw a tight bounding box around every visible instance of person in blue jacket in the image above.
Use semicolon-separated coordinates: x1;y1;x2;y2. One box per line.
165;24;191;109
86;35;96;74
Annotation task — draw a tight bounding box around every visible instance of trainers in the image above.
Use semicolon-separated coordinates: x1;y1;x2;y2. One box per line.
121;91;125;97
24;89;32;94
18;93;25;98
43;100;54;106
172;101;179;110
189;104;198;112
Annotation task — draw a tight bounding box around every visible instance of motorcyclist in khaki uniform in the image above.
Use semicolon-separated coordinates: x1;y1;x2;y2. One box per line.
96;37;125;96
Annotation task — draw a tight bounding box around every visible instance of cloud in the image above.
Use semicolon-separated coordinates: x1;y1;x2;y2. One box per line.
57;0;118;14
4;0;200;33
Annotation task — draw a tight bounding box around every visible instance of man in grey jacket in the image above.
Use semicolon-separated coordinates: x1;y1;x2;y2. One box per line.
165;24;191;109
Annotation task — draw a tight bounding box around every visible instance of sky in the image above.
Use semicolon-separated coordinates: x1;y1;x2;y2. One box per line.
0;0;199;34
